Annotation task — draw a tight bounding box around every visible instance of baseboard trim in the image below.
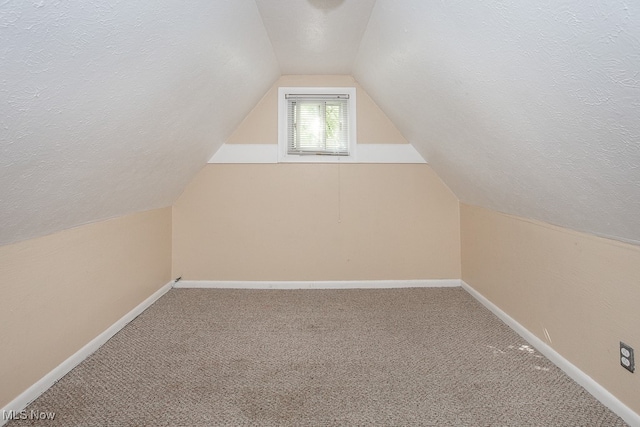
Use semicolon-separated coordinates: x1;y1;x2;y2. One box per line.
8;280;633;426
174;279;461;289
0;281;174;426
461;280;640;427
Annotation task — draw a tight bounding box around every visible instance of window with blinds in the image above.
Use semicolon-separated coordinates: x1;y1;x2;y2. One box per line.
286;94;349;156
278;87;356;162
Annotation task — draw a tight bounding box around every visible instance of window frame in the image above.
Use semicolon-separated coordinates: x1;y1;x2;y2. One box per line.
277;86;357;163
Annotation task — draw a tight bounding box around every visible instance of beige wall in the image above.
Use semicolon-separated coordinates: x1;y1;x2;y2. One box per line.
0;208;172;408
173;164;460;280
460;203;640;414
227;75;408;145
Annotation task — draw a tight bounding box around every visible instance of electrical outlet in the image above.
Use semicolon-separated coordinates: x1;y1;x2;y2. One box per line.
620;342;635;373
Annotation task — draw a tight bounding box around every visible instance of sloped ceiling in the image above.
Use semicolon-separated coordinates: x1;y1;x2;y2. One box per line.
255;0;375;74
2;0;639;247
0;0;279;245
354;0;640;245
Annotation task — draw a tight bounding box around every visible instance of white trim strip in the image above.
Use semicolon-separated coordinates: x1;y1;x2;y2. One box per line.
208;143;427;164
356;144;426;163
0;281;174;426
209;144;278;164
174;279;459;289
461;280;640;427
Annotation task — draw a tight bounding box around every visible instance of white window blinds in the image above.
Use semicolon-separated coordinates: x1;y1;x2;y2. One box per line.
286;93;350;156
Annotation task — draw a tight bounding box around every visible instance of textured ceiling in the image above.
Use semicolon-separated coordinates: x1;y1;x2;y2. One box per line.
2;0;639;246
0;0;279;245
354;0;640;245
255;0;375;74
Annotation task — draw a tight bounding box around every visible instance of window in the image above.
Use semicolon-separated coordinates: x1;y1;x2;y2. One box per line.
278;87;357;162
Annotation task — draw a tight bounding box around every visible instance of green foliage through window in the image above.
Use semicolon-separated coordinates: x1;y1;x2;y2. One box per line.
287;97;349;155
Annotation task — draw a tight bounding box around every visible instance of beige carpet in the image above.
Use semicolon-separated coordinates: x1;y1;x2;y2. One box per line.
8;288;627;426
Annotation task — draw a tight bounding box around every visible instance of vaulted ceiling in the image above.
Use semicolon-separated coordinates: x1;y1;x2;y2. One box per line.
255;0;375;74
1;0;639;246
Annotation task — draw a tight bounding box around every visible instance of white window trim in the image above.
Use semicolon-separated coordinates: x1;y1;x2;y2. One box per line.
278;87;357;163
208;144;427;164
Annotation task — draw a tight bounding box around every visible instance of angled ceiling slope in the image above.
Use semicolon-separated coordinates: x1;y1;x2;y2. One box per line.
354;0;640;245
4;0;638;247
0;0;279;246
255;0;376;74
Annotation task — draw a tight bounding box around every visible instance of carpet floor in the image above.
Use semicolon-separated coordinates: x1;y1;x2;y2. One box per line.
8;288;628;426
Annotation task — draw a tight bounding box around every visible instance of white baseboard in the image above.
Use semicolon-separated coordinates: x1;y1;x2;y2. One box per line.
461;280;640;427
173;279;461;289
7;279;634;426
0;281;174;427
